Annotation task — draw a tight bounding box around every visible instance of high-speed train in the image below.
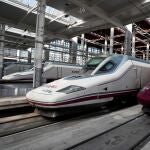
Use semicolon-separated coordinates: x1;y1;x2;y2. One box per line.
26;55;150;117
2;62;82;82
137;82;150;113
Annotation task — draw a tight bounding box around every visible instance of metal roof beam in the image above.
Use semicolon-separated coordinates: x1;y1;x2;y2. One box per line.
69;0;126;31
87;0;105;7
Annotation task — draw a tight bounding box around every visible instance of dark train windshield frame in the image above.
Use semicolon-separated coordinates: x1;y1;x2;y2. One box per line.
84;57;106;70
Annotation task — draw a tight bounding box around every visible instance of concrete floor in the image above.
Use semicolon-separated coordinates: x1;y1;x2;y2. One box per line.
0;105;144;150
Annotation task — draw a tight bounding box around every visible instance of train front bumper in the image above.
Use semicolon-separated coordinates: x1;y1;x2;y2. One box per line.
26;88;67;108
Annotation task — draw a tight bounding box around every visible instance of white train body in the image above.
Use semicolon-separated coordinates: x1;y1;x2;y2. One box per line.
2;62;81;82
26;55;150;116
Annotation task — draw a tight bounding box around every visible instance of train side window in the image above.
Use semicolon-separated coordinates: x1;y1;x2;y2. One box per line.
97;61;116;73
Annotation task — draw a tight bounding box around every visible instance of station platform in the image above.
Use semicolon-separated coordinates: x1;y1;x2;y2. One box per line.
0;96;29;110
1;104;150;150
0;83;32;97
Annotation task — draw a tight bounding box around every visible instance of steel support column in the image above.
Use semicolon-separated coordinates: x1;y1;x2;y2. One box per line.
104;37;108;55
70;41;77;64
132;26;136;57
81;34;85;63
44;49;49;61
33;0;46;88
121;45;124;54
85;41;88;62
143;53;145;60
146;41;149;60
28;50;32;63
61;40;64;62
17;50;21;62
0;24;5;79
69;37;77;64
109;28;114;55
124;24;132;55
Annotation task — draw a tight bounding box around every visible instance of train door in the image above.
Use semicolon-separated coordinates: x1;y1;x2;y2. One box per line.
122;67;139;90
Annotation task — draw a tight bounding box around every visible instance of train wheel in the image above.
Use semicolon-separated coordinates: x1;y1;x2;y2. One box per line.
113;94;137;105
113;97;125;105
123;95;137;104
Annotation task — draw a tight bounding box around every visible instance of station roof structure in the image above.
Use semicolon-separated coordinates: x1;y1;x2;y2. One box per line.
0;0;149;57
0;0;150;40
83;20;150;52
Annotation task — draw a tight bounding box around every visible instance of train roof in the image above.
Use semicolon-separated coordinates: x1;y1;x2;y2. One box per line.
128;55;150;64
44;61;82;67
98;54;150;65
90;54;150;76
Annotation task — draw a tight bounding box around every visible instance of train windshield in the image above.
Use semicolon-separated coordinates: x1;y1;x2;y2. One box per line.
83;57;106;70
94;55;123;75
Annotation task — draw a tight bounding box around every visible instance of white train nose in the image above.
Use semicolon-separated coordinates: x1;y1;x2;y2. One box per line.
26;89;52;102
2;75;13;80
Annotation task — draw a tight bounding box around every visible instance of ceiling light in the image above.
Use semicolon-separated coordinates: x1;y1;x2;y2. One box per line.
143;0;150;4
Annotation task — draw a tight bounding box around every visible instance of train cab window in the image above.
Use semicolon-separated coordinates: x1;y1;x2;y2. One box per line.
93;55;123;75
83;57;106;70
96;61;116;73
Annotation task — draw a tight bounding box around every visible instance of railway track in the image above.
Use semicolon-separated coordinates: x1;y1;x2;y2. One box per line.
0;104;143;150
0;100;136;138
0;96;29;111
69;114;146;150
0;96;34;118
0;112;56;137
133;136;150;150
70;114;150;150
1;99;148;150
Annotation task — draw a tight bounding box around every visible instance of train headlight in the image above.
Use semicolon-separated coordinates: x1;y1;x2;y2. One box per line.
57;85;86;94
